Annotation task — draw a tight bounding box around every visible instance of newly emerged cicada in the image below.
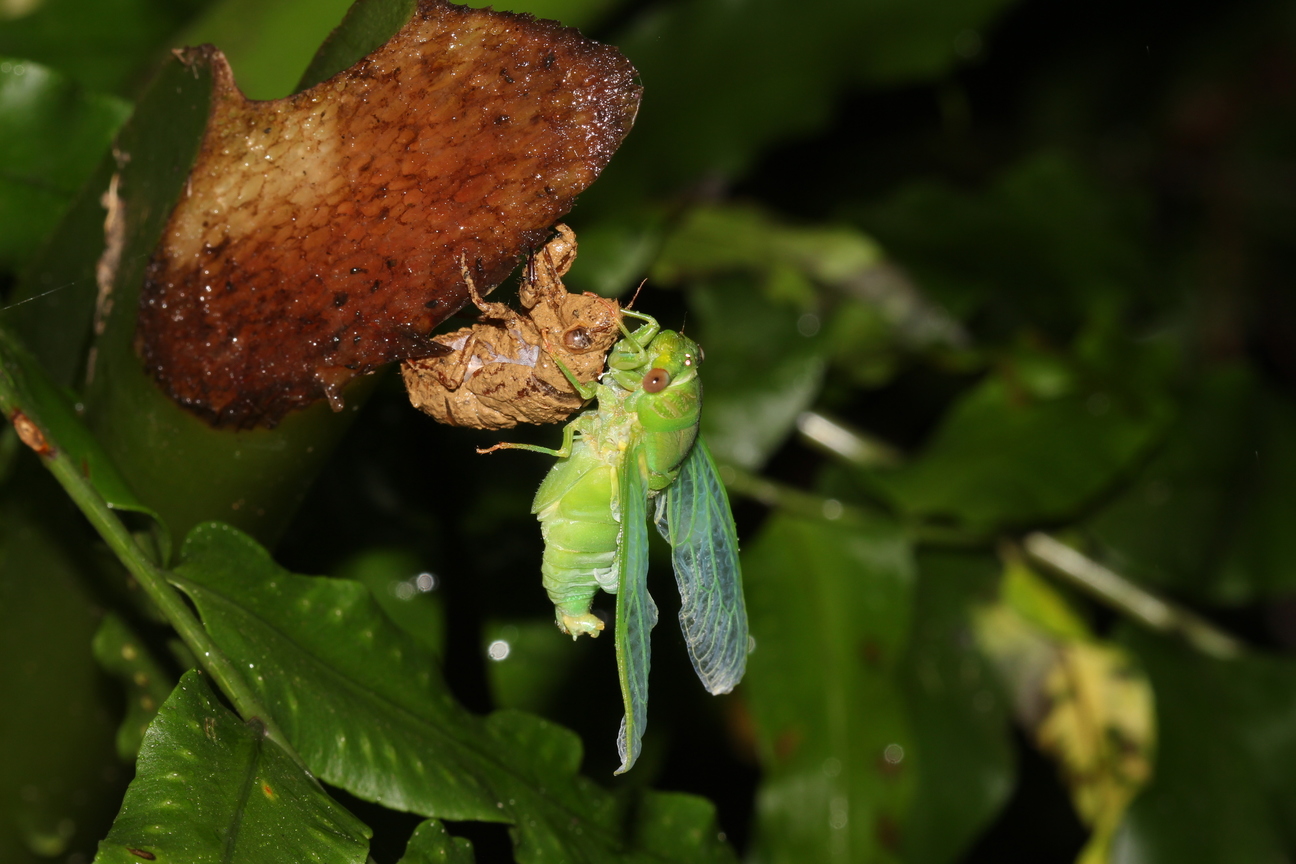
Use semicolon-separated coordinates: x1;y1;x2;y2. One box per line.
484;313;748;773
401;224;622;429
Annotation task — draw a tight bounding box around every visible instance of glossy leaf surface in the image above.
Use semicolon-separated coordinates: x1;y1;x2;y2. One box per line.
173;522;732;862
93;670;371;864
397;819;474;864
0;57;129;271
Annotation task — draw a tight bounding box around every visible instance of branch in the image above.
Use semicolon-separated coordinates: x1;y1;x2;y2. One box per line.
1023;532;1245;660
37;438;314;770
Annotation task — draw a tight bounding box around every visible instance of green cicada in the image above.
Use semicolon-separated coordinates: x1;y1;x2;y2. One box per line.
484;312;748;773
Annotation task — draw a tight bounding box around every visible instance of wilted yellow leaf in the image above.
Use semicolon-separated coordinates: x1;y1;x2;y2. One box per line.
975;559;1155;864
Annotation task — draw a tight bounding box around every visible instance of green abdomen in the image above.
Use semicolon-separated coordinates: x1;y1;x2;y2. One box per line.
533;443;620;619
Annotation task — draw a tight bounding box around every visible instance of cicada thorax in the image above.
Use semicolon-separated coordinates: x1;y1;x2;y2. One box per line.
400;224;622;429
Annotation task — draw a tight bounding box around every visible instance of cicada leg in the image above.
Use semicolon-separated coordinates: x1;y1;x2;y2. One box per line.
426;330;486;391
542;352;599;401
557;610;605;638
477;416;580;456
607;309;660;375
459;252;513;321
519;224;578;310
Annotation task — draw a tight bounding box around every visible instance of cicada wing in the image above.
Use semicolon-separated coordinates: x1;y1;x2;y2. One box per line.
654;436;748;695
613;450;657;775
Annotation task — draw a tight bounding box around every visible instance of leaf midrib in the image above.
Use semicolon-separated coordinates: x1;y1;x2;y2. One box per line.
221;724;264;864
182;577;695;864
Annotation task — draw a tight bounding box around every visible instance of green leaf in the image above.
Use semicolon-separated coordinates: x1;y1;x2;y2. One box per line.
898;550;1013;864
651;203;963;387
91;612;174;759
850;153;1152;328
335;548;446;659
569;0;1021;283
297;0;418;91
743;514;915;863
865;359;1172;532
0;57;129;271
0;0;206;94
398;819;474;864
628;793;736;863
652;204;885;289
690;279;825;470
484;618;593;714
94;670;371;864
0;325;159;529
1114;630;1296;862
173;522;735;863
178;0;357;100
976;561;1155;864
1086;366;1296;604
597;0;1018;204
0;494;125;863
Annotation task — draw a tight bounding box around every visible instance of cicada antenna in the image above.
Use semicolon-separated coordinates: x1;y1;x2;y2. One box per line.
626;278;647;310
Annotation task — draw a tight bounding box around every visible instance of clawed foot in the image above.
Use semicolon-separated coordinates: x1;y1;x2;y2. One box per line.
557;613;604;640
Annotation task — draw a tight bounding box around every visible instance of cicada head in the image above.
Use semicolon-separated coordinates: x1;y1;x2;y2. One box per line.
639;331;702;390
625;329;703;437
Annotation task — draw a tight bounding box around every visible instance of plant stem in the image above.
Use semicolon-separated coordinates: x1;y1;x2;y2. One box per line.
1023;531;1245;660
41;439;313;773
722;463;874;525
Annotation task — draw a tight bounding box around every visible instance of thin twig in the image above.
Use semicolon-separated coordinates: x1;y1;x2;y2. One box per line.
1023;531;1245;660
796;410;902;468
721;462;873;525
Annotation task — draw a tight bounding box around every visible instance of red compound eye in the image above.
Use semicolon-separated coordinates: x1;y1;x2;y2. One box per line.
642;368;671;393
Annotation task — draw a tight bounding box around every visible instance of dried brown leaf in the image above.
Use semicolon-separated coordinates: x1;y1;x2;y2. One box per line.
138;0;641;428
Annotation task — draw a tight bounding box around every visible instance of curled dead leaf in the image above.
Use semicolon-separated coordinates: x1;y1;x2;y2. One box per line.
402;223;622;428
138;0;641;428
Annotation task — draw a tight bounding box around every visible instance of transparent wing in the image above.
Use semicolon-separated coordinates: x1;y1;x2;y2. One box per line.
654;436;748;695
613;450;657;775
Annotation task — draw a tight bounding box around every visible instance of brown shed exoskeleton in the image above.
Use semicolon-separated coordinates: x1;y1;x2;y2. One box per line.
401;225;622;429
